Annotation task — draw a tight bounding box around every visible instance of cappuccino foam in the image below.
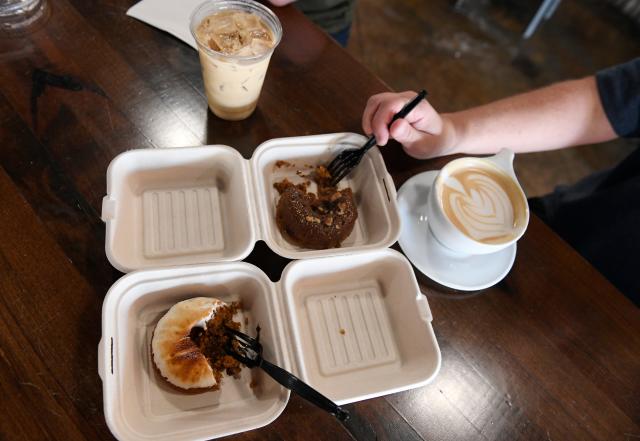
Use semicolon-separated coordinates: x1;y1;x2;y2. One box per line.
440;165;525;244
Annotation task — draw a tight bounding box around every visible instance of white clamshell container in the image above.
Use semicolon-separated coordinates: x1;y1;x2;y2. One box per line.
99;249;441;441
102;133;401;271
99;133;440;440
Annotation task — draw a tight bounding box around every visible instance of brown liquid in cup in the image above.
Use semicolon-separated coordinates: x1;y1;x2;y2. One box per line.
440;165;526;244
194;10;277;120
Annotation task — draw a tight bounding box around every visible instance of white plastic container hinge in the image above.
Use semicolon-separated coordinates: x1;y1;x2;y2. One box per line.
102;133;402;271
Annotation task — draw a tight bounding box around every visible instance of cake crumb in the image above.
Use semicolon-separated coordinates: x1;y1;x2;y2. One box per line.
275;160;293;168
249;379;258;389
339;328;346;335
316;165;331;180
197;302;244;383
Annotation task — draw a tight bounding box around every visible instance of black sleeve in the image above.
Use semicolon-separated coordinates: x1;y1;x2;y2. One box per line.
596;57;640;138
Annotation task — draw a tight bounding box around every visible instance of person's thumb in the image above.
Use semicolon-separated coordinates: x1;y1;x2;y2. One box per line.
389;113;454;159
389;118;425;150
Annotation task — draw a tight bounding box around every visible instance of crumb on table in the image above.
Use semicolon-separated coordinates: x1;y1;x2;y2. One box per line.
339;328;346;335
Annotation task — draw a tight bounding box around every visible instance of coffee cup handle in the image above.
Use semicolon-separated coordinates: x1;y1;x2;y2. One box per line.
487;149;516;178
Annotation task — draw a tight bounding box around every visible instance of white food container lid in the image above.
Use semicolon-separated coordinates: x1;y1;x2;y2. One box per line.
99;249;441;441
102;133;402;272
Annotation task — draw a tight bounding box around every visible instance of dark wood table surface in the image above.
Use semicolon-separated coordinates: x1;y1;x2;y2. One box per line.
1;1;639;440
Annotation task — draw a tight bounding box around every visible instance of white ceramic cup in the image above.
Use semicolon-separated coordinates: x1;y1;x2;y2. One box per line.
426;149;529;255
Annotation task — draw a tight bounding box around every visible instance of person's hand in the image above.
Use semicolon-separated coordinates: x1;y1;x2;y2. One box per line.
362;91;457;159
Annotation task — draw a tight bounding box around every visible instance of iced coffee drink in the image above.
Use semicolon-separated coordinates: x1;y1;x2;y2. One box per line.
190;1;282;121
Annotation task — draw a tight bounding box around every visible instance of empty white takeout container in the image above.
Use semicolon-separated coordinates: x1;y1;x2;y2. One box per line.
102;133;402;271
99;249;441;441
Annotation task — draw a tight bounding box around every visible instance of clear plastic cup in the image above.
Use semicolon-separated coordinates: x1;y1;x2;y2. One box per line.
0;0;48;35
190;0;282;121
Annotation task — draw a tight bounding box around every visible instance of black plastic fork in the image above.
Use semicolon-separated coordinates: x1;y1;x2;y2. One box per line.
225;326;350;421
326;89;428;187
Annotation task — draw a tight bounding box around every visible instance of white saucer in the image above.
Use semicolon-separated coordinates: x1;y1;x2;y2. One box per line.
397;170;517;291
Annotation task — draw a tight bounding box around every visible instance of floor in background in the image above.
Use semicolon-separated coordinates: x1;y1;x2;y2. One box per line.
346;0;640;196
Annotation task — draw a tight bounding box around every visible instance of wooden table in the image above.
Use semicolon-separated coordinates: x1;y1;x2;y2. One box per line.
1;1;638;440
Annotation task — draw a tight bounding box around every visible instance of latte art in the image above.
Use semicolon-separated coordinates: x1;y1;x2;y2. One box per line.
441;167;524;244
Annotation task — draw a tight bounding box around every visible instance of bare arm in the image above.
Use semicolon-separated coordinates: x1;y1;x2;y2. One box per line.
266;0;296;6
362;76;617;159
448;76;616;155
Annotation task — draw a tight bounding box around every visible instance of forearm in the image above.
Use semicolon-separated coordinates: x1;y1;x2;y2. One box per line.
267;0;296;6
447;76;617;155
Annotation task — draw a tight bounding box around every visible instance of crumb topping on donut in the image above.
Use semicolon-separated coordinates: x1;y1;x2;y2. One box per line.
274;165;358;249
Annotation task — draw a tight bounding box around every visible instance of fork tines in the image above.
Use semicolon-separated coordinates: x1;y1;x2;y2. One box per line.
327;149;362;186
327;89;428;187
225;326;262;366
327;137;377;186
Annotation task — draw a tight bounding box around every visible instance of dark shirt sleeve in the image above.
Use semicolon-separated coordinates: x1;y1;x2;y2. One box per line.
596;57;640;138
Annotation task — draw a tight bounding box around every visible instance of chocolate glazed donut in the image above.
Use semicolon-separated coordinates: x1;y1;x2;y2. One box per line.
275;184;357;249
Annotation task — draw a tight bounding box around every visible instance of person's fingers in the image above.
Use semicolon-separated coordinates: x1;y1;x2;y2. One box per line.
370;110;392;146
363;91;439;147
361;94;384;136
370;92;415;145
389;119;423;148
389;120;435;159
390;116;454;159
403;99;443;134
